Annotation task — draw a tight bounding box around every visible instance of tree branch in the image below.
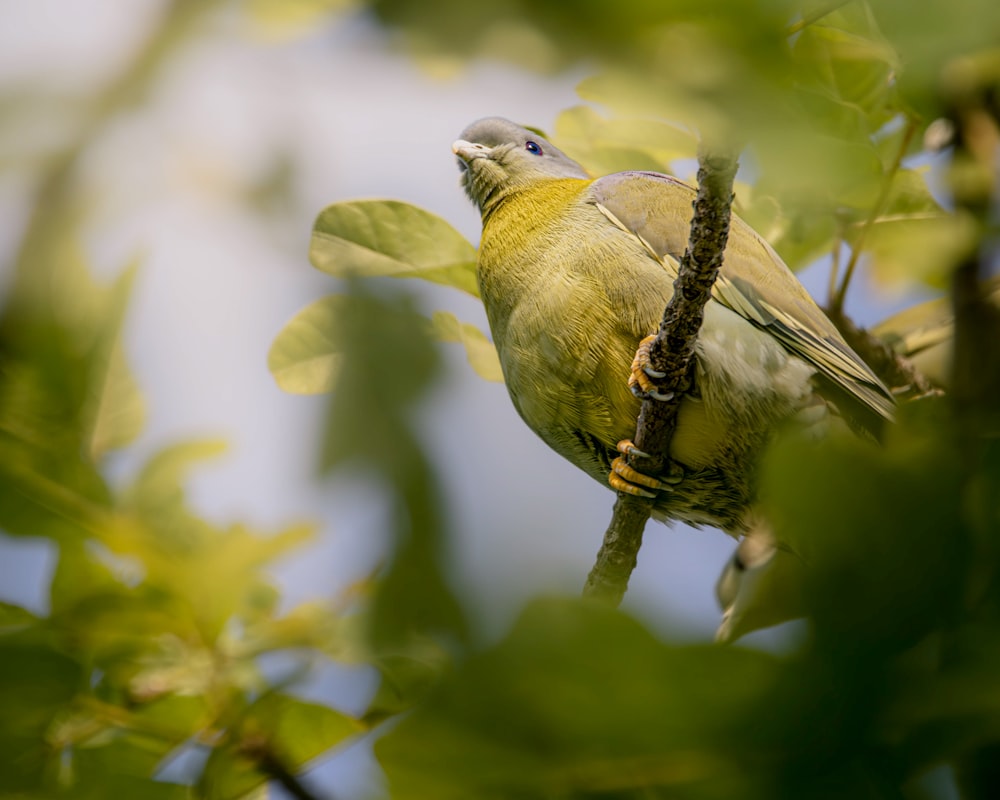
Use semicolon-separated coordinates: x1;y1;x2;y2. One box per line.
583;146;740;604
824;306;941;401
831;117;919;314
945;75;1000;441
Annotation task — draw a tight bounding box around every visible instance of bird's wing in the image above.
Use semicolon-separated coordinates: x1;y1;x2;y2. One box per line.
590;171;895;422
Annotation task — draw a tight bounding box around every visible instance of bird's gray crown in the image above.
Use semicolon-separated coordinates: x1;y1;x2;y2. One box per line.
453;116;588;214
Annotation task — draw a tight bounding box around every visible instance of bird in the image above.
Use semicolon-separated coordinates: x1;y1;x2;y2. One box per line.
452;117;894;633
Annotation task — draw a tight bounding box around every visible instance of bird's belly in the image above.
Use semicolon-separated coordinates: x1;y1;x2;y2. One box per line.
483;252;816;535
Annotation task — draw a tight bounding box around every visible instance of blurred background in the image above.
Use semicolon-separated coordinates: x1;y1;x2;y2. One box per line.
0;1;940;797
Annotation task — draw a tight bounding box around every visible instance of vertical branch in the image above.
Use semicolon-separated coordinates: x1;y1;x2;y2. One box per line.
583;145;740;604
946;93;1000;441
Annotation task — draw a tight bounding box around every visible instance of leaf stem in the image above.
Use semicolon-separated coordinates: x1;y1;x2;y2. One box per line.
831;117;920;314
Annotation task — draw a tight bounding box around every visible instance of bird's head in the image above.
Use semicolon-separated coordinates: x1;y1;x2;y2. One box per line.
453;117;588;216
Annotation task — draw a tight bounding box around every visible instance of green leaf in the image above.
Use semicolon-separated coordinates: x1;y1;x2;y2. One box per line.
268;295;346;394
83;262;146;460
377;598;777;799
0;601;40;632
759;419;965;646
737;188;839;272
881;166;944;217
790;14;898;128
270;296;502;395
554;105;697;175
200;693;362;800
119;439;228;544
431;311;502;382
315;285;467;648
310;200;478;296
252;693;362;765
0;640;82;793
244;0;355;30
366;640;453;724
869;0;1000;117
848;211;979;287
49;540;123;616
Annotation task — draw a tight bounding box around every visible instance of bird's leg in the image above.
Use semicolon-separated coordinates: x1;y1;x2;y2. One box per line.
628;334;673;401
613;334;686;496
608;440;684;498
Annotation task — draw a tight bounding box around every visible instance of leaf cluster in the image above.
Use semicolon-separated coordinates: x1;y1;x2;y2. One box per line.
0;246;374;798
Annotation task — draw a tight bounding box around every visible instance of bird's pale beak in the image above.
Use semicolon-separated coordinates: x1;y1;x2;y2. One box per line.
452;139;490;166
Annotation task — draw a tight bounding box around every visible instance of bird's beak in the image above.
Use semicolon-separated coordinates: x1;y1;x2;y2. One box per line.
452;139;491;170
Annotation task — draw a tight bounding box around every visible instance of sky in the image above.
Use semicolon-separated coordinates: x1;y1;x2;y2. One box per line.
0;1;922;796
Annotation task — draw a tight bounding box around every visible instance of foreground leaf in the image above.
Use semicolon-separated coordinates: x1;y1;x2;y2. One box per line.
270;295;502;393
431;311;502;382
377;598;777;799
199;693;362;800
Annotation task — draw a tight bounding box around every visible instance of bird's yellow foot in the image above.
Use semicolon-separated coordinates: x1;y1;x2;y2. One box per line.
608;440;684;498
628;334;672;400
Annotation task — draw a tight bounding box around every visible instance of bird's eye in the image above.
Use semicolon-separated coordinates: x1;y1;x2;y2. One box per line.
525;141;543;155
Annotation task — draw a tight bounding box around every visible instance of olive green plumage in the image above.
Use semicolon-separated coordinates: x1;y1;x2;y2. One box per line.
454;117;893;535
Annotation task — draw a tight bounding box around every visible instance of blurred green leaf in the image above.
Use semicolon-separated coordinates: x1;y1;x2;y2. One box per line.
0;639;82;793
554;105;698;175
378;597;778;799
72;735;178;787
881;166;945;217
759;415;966;647
310;200;479;296
245;0;357;30
268;295;346;394
129;693;211;739
320;289;441;470
848;210;979;288
83;262;146;460
869;0;1000;117
270;295;502;394
737;187;840;271
365;639;453;724
199;692;361;800
0;249;143;541
49;540;125;617
118;439;228;547
430;311;502;382
321;284;467;648
789;6;898;128
249;692;362;765
0;601;40;631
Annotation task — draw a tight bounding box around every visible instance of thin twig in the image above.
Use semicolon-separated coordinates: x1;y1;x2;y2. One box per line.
832;117;920;314
827;235;842;308
583;146;740;604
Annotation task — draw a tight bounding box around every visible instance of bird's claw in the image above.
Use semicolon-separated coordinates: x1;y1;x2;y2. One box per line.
616;439;650;459
628;334;673;401
608;440;684;496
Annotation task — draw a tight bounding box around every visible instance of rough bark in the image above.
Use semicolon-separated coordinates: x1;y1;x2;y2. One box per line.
583;148;740;604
